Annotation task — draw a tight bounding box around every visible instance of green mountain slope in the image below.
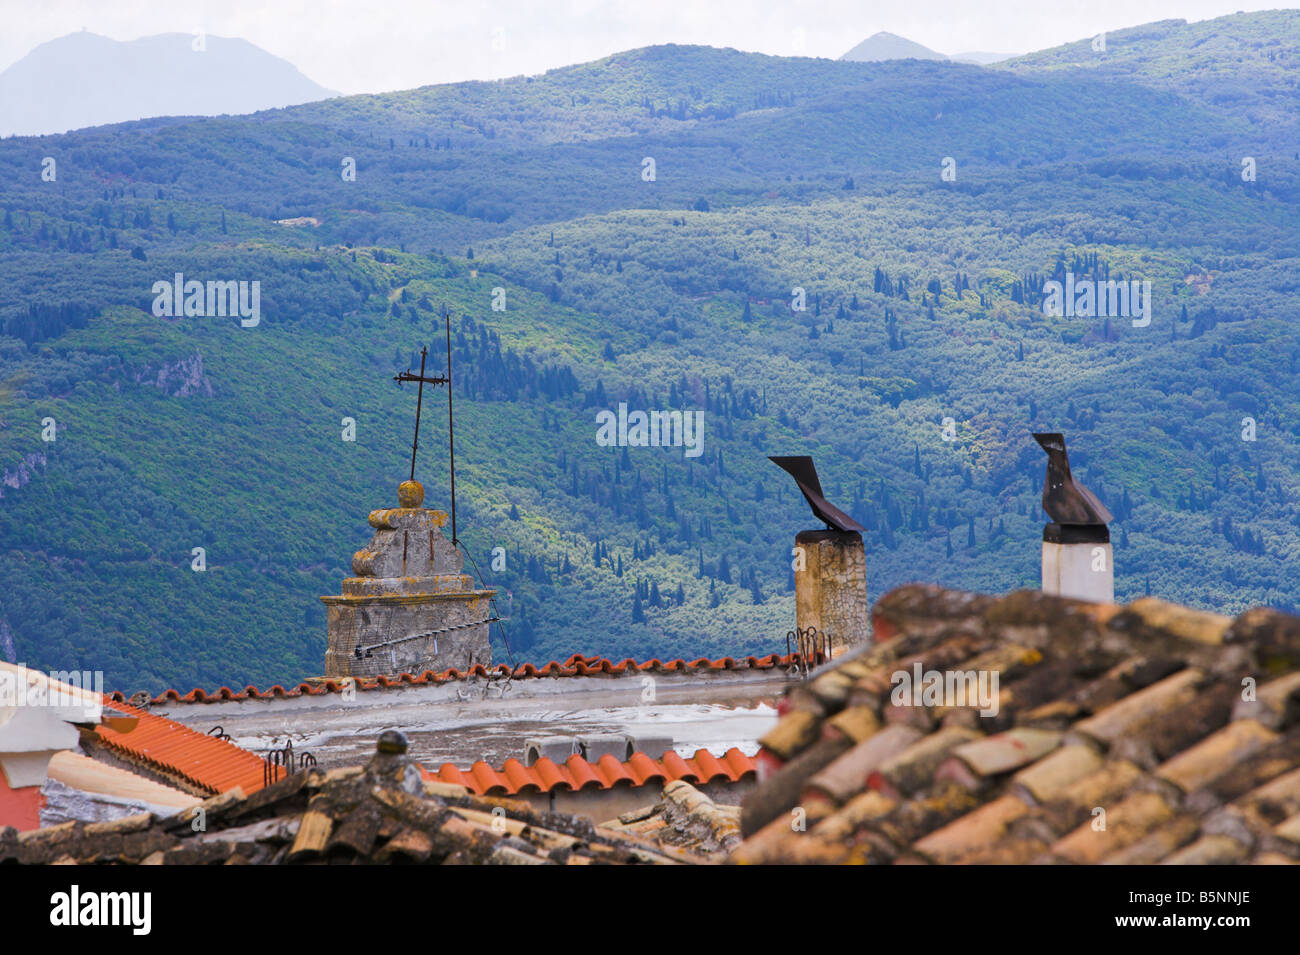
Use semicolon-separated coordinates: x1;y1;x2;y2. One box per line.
1;11;1298;692
1000;11;1300;132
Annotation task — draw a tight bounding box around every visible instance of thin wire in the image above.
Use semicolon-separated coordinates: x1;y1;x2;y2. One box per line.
457;540;516;668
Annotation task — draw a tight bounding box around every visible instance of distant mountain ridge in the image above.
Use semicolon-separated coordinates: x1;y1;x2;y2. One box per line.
840;31;947;62
840;31;1013;65
951;51;1014;65
0;31;336;137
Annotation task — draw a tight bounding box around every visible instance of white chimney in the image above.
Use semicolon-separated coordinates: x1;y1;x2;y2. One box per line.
1033;433;1114;604
1041;525;1114;603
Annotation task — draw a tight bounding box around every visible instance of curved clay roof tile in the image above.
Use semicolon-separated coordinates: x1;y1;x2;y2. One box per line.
660;750;695;781
690;749;726;782
531;757;573;792
467;761;510;795
624;751;667;786
500;758;542;794
564;755;606;790
593;754;637;788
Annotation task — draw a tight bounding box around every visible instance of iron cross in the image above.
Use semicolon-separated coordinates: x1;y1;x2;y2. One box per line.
394;346;448;483
393;312;459;543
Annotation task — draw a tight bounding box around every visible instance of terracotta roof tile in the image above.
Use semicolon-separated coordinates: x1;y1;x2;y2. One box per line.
593;754;636;787
92;699;269;797
624;751;666;785
1011;742;1105;803
1274;812;1300;844
807;725;922;804
1156;719;1278;792
730;584;1300;865
957;728;1061;775
1162;834;1250;865
502;759;542;793
109;652;814;706
913;793;1028;863
759;710;821;759
422;748;755;796
1051;790;1177;864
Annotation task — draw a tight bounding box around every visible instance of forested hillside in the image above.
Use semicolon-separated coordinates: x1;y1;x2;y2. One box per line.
1;11;1298;692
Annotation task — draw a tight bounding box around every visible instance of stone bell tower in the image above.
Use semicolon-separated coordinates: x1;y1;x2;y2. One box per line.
322;480;494;678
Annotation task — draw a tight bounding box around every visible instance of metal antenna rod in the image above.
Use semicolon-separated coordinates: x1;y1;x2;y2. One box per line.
445;310;457;545
408;347;427;482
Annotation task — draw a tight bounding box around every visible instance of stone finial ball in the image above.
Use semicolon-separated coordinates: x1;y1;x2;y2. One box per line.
377;730;409;755
398;480;425;508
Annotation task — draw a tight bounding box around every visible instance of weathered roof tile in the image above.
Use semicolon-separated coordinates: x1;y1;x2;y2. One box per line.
734;583;1300;865
870;726;983;799
1234;671;1300;729
1098;815;1201;865
1073;668;1205;747
1050;791;1176;864
1156;720;1279;793
947;728;1062;779
913;793;1028;863
805;725;922;805
759;710;821;760
1161;834;1249;865
1012;743;1106;803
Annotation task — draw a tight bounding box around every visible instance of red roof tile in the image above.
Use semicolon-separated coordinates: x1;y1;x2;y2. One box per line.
108;652;815;706
93;699;270;797
423;748;757;796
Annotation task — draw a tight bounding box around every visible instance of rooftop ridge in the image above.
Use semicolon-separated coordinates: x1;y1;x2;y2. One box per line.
107;650;812;706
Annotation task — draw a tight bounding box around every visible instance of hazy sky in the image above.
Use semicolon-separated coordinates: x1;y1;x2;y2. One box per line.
0;0;1288;94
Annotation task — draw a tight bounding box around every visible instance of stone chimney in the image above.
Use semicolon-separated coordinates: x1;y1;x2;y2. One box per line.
770;456;869;653
1034;433;1114;604
794;529;869;652
323;480;495;678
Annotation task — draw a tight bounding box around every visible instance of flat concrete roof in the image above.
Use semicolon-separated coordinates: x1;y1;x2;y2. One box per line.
156;668;796;769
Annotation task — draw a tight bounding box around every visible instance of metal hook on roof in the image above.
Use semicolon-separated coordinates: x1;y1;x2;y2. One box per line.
262;738;316;785
785;626;823;679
